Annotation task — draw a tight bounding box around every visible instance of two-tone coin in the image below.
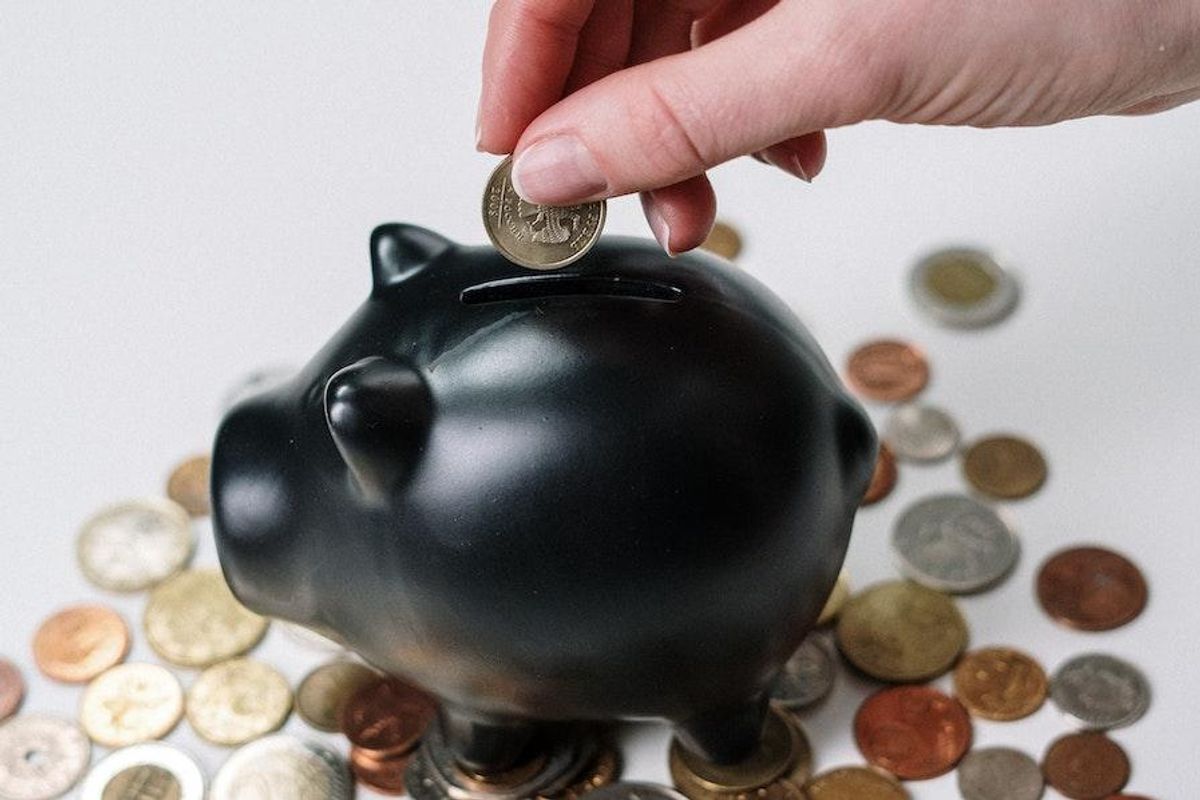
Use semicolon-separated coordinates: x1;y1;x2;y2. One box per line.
956;747;1043;800
853;686;972;780
891;494;1018;594
77;498;194;592
882;404;960;462
1050;653;1150;730
771;635;835;709
166;454;211;518
209;734;353;800
953;647;1047;721
143;568;268;668
845;340;930;403
908;247;1019;329
802;767;909;800
1036;546;1148;631
80;663;184;747
1042;733;1130;799
0;715;91;800
79;742;204;800
962;435;1047;499
186;658;292;746
0;659;23;722
297;660;378;733
32;605;130;683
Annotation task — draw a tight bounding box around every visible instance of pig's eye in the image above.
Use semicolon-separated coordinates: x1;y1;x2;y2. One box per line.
460;275;683;305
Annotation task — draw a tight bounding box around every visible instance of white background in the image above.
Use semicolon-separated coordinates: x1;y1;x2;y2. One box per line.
2;3;1198;798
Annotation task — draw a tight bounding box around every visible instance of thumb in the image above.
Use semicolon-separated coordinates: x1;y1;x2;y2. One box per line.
509;5;889;204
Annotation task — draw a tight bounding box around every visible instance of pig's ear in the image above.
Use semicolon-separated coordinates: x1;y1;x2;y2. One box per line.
370;223;453;288
324;356;433;503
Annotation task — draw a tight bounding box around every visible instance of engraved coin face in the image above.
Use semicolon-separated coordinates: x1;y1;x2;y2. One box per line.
581;782;689;800
962;435;1047;500
143;568;268;668
803;767;909;800
845;340;929;403
80;663;184;748
483;156;606;270
77;499;194;592
882;404;960;463
0;659;24;722
1050;653;1150;730
909;247;1019;329
0;715;91;800
186;659;292;746
296;660;378;733
209;734;353;800
1042;733;1130;799
33;605;130;684
165;454;211;518
953;647;1047;721
771;635;835;709
816;570;851;626
339;676;438;760
891;494;1018;594
1036;546;1148;631
853;686;972;781
956;747;1043;800
699;221;742;261
79;742;204;800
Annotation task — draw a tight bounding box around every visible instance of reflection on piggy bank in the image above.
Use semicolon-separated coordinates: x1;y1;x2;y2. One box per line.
212;224;876;772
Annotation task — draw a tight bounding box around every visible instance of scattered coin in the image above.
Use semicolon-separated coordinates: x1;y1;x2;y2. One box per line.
1050;653;1150;731
221;366;295;413
350;747;413;797
816;570;851;626
956;746;1043;800
340;675;438;759
1036;546;1148;631
861;444;898;506
0;715;91;800
482;155;606;271
908;247;1019;329
32;604;130;684
76;498;194;592
845;339;930;403
699;221;743;261
78;742;205;800
209;734;353;800
582;782;689;800
853;686;972;780
835;581;968;682
166;454;211;518
186;658;292;746
891;494;1018;594
143;568;268;668
962;435;1047;499
0;659;26;722
771;634;835;709
952;646;1047;721
882;404;960;462
80;662;184;748
802;766;909;800
669;705;811;798
1042;733;1130;799
296;660;378;733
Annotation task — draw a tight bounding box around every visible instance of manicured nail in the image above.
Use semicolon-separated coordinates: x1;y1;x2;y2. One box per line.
639;192;675;256
511;136;607;204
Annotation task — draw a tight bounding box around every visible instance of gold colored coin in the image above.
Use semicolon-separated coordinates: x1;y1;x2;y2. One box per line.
144;568;268;668
80;663;183;747
166;454;211;517
962;435;1047;500
953;647;1047;721
816;570;851;627
186;658;292;746
538;740;621;799
700;221;743;261
296;660;378;733
803;766;910;800
924;253;997;305
835;581;968;683
670;706;811;800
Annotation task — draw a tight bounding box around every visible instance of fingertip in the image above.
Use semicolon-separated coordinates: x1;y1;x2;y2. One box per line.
639;174;717;256
758;131;827;183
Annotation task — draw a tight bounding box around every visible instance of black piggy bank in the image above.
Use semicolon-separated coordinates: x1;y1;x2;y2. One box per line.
212;223;876;773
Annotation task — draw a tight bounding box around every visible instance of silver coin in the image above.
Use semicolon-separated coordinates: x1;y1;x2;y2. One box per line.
892;493;1018;594
221;366;295;413
770;634;835;709
956;747;1043;800
909;246;1019;328
77;498;194;592
0;715;91;800
209;734;352;800
583;782;689;800
1050;653;1150;730
79;743;204;800
882;404;960;462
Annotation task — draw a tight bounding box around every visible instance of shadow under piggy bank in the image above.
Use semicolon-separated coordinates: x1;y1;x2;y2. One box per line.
212;223;876;773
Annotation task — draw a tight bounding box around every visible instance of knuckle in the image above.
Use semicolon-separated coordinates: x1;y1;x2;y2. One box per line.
624;76;717;180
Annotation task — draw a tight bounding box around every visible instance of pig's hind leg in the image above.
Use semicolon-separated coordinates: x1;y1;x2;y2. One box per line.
674;691;772;765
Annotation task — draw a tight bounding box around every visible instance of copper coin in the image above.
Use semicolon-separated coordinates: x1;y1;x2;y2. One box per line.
33;604;130;683
0;658;24;721
962;435;1047;499
167;453;212;517
340;675;438;759
350;746;411;796
1042;733;1130;799
853;686;972;780
861;443;898;506
845;340;929;403
1037;546;1148;631
953;646;1047;721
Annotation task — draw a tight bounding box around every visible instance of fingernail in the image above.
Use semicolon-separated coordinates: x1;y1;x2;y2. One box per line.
511;136;608;204
474;120;484;152
639;192;675;256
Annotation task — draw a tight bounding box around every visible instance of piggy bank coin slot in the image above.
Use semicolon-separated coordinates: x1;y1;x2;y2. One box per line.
460;275;683;305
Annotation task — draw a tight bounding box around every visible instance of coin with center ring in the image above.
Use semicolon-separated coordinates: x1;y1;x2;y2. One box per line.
79;742;205;800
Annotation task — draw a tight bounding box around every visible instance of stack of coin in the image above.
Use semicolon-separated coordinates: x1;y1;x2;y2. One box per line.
340;675;439;795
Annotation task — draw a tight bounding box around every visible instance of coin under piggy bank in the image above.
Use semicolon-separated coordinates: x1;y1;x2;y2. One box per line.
211;223;877;793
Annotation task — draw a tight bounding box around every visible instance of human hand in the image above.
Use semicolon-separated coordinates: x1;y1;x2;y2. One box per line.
477;0;1200;253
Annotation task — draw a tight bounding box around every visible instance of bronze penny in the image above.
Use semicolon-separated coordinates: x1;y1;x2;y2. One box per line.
803;766;909;799
340;675;438;759
166;454;211;517
0;658;24;721
953;646;1047;721
1042;733;1130;799
853;686;972;781
350;746;411;796
1036;546;1148;631
845;340;929;403
861;443;898;506
33;604;130;683
962;435;1047;499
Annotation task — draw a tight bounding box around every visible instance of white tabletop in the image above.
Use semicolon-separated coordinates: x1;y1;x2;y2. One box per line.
2;3;1197;798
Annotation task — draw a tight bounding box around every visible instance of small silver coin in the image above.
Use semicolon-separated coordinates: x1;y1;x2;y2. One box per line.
76;498;194;592
209;734;352;800
0;715;91;800
892;494;1018;594
221;366;295;413
956;747;1043;800
1050;653;1150;730
79;743;204;800
584;782;689;800
909;246;1019;329
882;404;961;462
771;634;835;709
